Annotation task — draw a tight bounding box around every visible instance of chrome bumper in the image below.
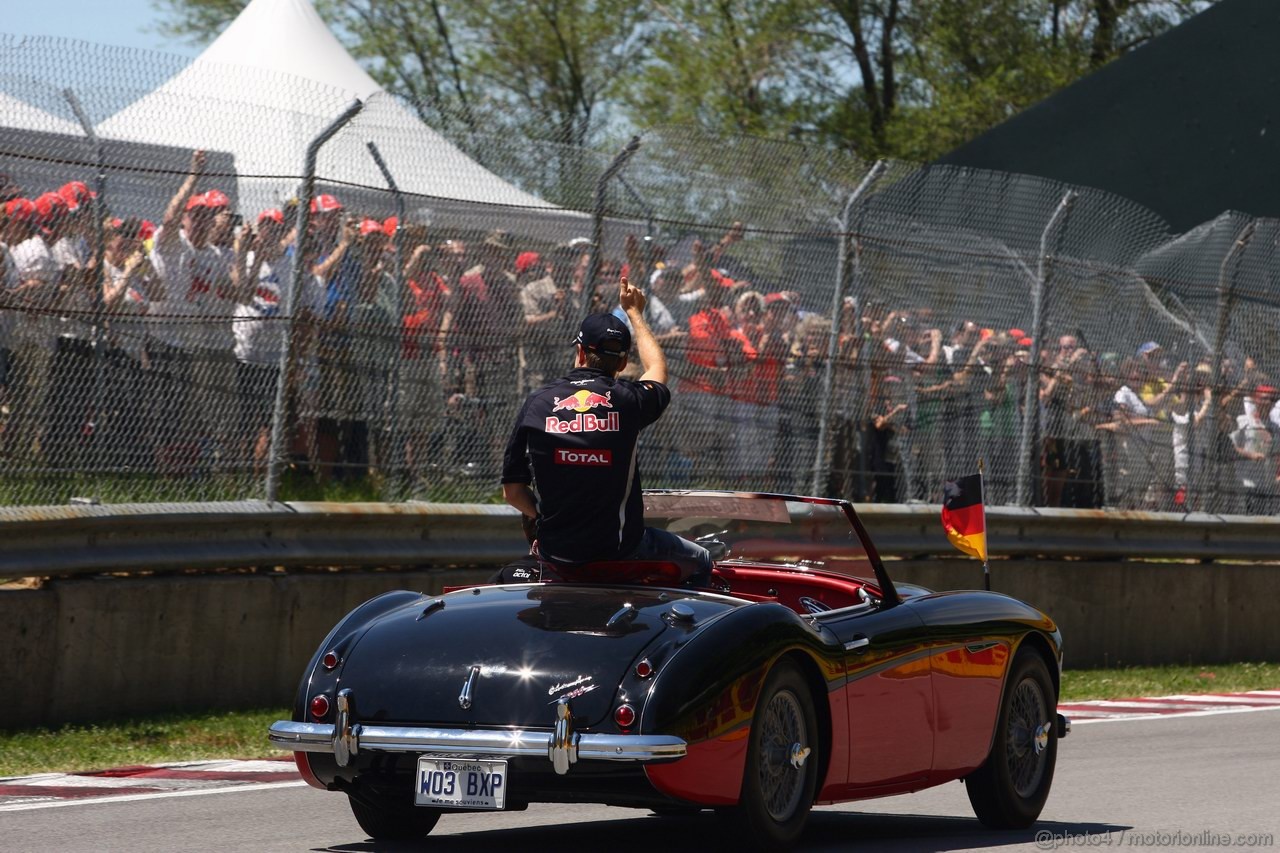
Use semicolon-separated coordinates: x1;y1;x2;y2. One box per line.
268;719;686;774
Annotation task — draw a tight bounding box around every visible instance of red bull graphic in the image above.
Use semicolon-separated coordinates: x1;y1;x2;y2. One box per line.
551;390;613;413
545;412;620;433
546;390;620;433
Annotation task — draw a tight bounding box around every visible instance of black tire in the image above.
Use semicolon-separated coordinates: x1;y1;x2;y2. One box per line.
966;650;1059;829
723;659;820;850
348;794;441;841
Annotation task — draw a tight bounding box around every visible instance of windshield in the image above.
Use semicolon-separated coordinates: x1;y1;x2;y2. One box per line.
642;491;871;573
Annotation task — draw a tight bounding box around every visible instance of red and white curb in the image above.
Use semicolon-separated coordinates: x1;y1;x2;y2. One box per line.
0;758;303;812
1060;690;1280;725
4;693;1280;810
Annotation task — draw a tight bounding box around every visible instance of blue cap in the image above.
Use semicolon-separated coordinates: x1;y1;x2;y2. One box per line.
1136;341;1161;356
571;312;631;354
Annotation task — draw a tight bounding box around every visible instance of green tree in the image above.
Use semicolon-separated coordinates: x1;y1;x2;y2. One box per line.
156;0;1219;161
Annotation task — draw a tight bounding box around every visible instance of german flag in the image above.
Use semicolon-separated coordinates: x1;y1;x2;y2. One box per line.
942;473;987;562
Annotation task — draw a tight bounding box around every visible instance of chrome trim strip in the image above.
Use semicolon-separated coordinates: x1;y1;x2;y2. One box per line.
268;720;687;763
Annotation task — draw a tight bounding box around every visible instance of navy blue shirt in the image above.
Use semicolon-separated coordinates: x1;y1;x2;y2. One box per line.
502;367;671;564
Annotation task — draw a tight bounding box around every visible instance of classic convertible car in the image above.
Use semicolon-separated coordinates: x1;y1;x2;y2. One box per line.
269;491;1068;849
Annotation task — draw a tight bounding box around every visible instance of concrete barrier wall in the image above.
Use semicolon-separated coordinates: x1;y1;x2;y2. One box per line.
893;559;1280;669
4;560;1278;728
3;569;491;728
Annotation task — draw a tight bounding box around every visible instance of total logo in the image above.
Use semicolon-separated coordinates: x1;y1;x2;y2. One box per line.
546;389;620;433
554;448;613;466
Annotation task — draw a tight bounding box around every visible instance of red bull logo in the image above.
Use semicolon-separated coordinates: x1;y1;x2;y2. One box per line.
545;412;620;433
551;390;613;413
546;389;619;433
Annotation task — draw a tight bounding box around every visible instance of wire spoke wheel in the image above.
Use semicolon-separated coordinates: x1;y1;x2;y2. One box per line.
1005;676;1049;798
757;688;808;821
725;659;820;850
965;651;1059;830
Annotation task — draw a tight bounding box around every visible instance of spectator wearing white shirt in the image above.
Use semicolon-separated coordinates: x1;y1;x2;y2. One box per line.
1231;384;1278;515
100;217;158;471
44;187;103;467
6;193;68;461
147;150;236;471
0;198;36;436
231;209;307;477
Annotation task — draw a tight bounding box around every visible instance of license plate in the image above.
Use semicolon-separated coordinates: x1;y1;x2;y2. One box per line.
414;757;507;810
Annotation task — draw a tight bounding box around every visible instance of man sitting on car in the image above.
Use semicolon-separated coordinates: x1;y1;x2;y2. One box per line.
501;273;711;583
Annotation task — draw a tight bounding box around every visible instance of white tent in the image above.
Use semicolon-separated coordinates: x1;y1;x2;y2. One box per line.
94;0;565;221
0;90;82;136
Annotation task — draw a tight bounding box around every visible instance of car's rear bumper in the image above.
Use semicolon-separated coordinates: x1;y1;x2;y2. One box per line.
269;720;686;765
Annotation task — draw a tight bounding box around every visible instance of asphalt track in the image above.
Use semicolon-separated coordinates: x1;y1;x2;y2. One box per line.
3;710;1277;853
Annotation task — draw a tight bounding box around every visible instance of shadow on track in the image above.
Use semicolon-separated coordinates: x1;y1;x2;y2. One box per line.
312;810;1130;852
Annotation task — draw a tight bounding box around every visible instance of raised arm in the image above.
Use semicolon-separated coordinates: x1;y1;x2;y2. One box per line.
619;274;665;385
157;149;205;254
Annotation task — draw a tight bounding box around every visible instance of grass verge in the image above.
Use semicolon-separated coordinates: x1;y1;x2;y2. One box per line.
1059;661;1280;702
0;708;288;778
3;662;1277;777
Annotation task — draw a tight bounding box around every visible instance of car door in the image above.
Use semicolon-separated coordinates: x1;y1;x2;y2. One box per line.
818;602;934;792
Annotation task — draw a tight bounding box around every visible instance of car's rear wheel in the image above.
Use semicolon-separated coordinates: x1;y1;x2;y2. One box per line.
723;659;819;850
347;794;441;841
966;650;1058;829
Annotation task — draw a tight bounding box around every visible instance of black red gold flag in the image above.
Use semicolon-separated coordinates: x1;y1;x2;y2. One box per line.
941;473;987;562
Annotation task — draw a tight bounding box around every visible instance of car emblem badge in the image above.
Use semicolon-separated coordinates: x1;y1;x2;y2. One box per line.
458;664;480;710
548;675;591;696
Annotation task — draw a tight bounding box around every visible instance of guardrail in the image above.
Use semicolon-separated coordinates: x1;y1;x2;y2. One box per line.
3;501;1279;579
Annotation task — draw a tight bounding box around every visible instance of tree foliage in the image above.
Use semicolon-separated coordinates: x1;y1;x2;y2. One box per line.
155;0;1218;160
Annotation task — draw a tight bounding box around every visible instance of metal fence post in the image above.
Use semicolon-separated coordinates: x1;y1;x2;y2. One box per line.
586;136;641;289
812;160;887;497
1017;191;1077;507
264;99;364;504
366;140;408;501
1204;221;1255;514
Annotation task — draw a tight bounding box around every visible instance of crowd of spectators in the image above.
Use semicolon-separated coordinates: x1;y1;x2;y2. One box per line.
2;151;1278;512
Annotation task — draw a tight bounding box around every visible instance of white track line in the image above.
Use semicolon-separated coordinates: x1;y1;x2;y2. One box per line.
0;780;308;812
1070;704;1280;725
1158;694;1280;705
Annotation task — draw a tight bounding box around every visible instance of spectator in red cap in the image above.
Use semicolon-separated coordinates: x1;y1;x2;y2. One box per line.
310;193;343;215
57;181;96;213
229;208;315;477
0;199;39;424
147;150;236;471
399;230;453;490
677;235;745;485
520;247;565;390
3;193;67;459
44;182;109;466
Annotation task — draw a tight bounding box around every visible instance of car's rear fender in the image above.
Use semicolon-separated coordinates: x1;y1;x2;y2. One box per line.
640;601;841;805
293;590;426;720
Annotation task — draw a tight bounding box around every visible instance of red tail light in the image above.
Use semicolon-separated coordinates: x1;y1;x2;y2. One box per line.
634;659;654;679
309;694;330;720
321;651;340;670
614;703;636;729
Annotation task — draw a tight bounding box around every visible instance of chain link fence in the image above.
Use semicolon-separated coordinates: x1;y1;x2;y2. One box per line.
3;35;1280;513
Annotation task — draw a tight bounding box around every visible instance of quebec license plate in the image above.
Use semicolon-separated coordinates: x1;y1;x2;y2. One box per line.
414;757;507;810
